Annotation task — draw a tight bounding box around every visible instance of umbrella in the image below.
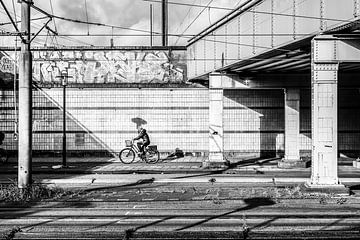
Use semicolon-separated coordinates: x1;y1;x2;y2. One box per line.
131;117;147;128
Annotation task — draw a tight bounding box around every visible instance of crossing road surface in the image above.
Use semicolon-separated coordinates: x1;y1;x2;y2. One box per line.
1;198;360;239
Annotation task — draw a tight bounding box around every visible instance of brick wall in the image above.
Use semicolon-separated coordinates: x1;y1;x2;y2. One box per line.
1;87;359;158
224;89;285;158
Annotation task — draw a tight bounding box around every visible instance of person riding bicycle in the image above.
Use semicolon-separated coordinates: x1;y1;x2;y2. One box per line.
132;125;150;157
0;131;4;146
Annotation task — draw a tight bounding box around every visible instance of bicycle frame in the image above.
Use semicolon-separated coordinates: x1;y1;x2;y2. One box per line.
130;141;147;155
131;143;139;153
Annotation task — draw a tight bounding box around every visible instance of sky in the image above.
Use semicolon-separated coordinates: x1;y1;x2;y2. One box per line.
0;0;245;47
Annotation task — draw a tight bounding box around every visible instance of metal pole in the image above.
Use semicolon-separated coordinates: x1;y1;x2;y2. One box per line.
62;75;67;167
162;0;168;46
18;0;32;189
150;4;153;47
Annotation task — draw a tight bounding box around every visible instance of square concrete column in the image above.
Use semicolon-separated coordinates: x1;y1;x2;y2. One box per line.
203;73;229;169
306;63;343;188
278;89;306;168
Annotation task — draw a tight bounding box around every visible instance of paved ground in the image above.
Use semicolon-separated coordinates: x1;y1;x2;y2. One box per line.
2;156;360;175
1;182;360;239
1;157;360;239
6;155;208;163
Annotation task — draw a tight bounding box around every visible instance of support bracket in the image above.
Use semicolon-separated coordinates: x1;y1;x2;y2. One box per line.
0;0;25;42
30;17;52;44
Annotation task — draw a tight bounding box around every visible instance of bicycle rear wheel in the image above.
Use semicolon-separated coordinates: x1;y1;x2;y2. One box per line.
119;148;135;164
144;150;160;164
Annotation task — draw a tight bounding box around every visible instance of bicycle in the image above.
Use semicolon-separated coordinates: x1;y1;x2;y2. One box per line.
0;131;7;163
119;140;160;164
0;148;8;164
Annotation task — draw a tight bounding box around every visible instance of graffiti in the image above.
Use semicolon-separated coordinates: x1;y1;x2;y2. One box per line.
0;55;14;74
33;50;186;84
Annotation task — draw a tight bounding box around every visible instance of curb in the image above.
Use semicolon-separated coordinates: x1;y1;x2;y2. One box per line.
33;177;360;185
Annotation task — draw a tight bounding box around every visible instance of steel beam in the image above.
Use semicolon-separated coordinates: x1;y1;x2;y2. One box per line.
0;45;186;51
313;35;360;63
306;35;348;191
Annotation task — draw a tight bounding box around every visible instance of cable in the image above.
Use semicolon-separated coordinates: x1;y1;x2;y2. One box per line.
0;16;49;26
174;0;214;45
0;33;316;37
84;0;90;35
208;6;211;25
144;0;352;23
0;2;308;52
0;7;93;47
49;0;59;48
11;0;17;24
172;0;197;44
49;0;57;32
12;0;18;140
29;58;309;62
235;0;243;8
30;3;161;35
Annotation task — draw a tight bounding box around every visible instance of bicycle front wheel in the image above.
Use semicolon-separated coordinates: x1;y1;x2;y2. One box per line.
119;148;135;164
144;150;160;164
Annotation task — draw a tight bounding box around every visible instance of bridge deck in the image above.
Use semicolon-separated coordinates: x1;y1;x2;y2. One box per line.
187;0;360;80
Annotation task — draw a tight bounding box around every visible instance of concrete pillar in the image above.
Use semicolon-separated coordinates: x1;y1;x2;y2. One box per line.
18;0;32;189
203;73;228;169
278;89;306;168
306;63;341;187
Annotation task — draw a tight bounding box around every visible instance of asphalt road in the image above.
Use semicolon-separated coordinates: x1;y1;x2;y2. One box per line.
1;180;360;239
1;200;360;239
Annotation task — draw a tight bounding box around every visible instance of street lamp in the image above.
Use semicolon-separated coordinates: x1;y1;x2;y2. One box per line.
54;69;70;168
61;70;68;168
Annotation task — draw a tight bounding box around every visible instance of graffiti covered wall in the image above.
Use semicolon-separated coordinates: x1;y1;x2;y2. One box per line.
33;50;187;84
0;53;15;86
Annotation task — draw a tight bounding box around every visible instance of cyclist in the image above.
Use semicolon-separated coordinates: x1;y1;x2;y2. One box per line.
0;131;4;145
132;125;150;157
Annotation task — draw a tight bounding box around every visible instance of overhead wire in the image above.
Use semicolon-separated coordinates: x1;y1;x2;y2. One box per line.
172;0;197;44
84;0;90;35
48;0;59;47
49;0;57;33
11;0;18;140
0;1;323;51
174;0;214;45
144;0;353;23
30;3;160;35
0;16;49;26
0;7;92;47
0;1;338;53
6;33;315;37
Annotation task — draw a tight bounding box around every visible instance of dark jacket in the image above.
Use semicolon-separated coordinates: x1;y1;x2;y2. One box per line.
134;128;150;143
0;131;4;145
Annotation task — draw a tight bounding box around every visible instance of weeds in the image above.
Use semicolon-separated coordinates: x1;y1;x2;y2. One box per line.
319;196;328;205
241;214;249;239
208;178;216;185
123;228;135;240
336;197;347;205
0;182;73;204
2;227;21;240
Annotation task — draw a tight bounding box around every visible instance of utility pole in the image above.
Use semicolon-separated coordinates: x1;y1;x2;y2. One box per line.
150;4;153;47
161;0;168;46
18;0;32;189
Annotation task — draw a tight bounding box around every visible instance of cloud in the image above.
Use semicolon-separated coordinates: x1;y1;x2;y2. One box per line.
1;0;244;46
